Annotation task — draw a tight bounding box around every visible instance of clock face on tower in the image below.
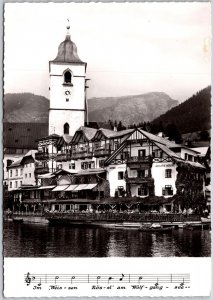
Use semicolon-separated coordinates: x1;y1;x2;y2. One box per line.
65;90;71;96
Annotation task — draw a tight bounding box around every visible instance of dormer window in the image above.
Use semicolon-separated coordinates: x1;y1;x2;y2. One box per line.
63;70;73;86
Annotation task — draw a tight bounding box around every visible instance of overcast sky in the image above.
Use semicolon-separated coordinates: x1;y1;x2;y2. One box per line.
4;2;211;102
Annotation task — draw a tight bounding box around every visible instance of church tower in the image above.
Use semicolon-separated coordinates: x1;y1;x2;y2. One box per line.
49;24;87;136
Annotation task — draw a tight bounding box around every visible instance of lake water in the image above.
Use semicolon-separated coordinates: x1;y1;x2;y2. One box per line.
4;221;211;257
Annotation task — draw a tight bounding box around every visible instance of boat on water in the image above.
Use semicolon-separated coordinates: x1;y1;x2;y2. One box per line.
12;218;23;223
201;216;211;223
138;223;174;232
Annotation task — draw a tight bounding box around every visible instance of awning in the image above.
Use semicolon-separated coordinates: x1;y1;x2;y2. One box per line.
52;185;69;192
84;183;98;190
65;184;78;191
37;173;55;179
72;184;89;191
38;185;56;190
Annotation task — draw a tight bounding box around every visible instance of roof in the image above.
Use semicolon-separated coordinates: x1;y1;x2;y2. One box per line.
51;34;85;64
190;147;209;156
57;135;73;147
72;126;97;143
8;158;22;168
154;142;181;160
37;133;60;142
3;122;48;149
138;128;181;148
76;168;106;176
92;128;134;141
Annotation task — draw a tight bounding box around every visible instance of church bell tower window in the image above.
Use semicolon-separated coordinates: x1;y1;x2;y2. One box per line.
64;71;72;84
64;123;70;134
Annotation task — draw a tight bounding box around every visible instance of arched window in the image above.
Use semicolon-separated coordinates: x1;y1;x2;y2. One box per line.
64;71;71;84
64;123;70;134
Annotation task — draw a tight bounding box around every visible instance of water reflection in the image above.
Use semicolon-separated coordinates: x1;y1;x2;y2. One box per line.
4;221;211;257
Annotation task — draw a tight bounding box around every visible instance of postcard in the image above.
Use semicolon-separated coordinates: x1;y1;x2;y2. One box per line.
3;2;211;297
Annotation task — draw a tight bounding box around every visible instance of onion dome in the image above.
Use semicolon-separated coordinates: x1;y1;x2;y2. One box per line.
52;23;84;63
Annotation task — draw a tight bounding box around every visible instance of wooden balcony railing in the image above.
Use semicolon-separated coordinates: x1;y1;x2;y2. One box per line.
34;166;49;175
72;149;93;160
35;152;49;161
126;177;154;185
94;148;110;157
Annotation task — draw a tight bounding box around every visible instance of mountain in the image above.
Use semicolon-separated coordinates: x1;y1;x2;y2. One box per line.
151;86;211;134
4;92;178;125
4;93;49;123
88;92;178;126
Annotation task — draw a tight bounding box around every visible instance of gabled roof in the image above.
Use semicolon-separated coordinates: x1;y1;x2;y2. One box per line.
8;158;22;168
71;126;97;144
56;135;73;147
154;142;181;160
138;128;181;148
92;128;134;141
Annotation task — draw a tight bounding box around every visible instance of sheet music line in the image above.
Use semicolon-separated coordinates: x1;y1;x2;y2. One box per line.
24;273;190;286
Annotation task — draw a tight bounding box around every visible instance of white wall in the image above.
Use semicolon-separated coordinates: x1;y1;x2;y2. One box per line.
49;62;86;136
151;162;177;197
107;164;126;197
22;162;36;186
8;167;23;191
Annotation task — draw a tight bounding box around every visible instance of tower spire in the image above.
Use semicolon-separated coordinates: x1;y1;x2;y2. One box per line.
66;18;70;38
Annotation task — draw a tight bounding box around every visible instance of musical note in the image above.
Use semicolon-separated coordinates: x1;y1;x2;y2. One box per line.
71;276;75;284
138;276;143;284
119;274;124;281
97;275;101;284
108;276;113;284
25;272;31;286
55;276;59;284
38;278;42;287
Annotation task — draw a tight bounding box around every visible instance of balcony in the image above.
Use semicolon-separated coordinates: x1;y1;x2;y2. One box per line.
127;156;152;168
56;153;71;162
94;148;110;157
35;152;49;161
34;166;49;175
126;177;154;186
72;149;93;160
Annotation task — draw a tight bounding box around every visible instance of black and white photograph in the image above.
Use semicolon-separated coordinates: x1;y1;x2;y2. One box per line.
2;3;211;295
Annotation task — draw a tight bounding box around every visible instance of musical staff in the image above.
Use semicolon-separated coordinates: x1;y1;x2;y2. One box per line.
24;272;190;286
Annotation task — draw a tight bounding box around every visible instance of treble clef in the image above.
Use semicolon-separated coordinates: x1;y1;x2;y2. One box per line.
25;272;31;286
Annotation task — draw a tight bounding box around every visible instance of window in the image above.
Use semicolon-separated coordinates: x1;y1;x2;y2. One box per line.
10;182;12;188
165;169;172;178
138;170;145;178
64;71;72;83
64;123;70;134
29;173;31;178
188;155;193;162
138;149;146;157
138;187;148;196
114;142;119;150
99;160;105;168
81;162;88;170
118;171;124;180
10;170;12;177
88;161;95;169
69;163;75;169
66;98;69;102
16;169;18;176
15;181;18;188
25;174;27;178
118;186;125;197
20;181;22;186
162;185;173;196
184;153;188;160
20;169;23;175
